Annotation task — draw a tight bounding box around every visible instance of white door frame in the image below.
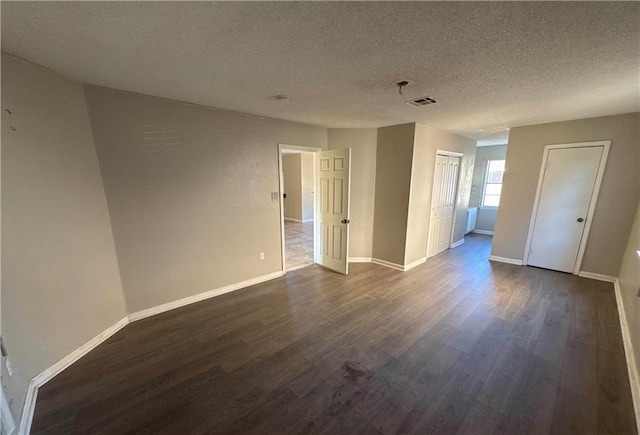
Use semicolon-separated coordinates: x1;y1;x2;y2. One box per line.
278;144;322;273
435;149;464;250
523;140;611;275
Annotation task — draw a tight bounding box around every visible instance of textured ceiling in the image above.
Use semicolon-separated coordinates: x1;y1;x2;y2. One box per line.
2;2;639;142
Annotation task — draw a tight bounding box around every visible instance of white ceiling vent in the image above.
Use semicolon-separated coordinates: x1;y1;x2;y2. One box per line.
405;96;438;107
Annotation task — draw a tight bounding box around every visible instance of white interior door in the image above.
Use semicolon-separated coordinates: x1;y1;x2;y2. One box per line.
318;148;351;274
527;146;605;273
427;154;460;258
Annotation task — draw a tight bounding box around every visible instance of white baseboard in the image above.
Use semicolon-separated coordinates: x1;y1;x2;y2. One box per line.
349;257;372;263
472;229;494;235
488;255;523;266
577;271;617;283
19;316;129;435
613;279;640;429
450;239;465;248
284;218;313;223
371;257;426;272
404;257;427;271
129;271;284;322
371;258;405;272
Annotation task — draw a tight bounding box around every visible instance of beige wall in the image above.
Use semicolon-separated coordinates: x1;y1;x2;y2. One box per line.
83;86;327;313
328;129;377;259
469;144;507;232
1;55;128;423
282;154;303;221
618;198;640;404
405;124;476;264
301;153;314;222
493;113;640;276
372;124;415;265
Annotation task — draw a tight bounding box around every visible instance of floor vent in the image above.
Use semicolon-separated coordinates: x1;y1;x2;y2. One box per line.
406;96;438;107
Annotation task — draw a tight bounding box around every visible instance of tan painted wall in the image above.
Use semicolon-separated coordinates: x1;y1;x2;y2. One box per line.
372;124;415;265
617;197;640;400
492;113;640;276
328;129;377;259
83;86;327;313
469;144;507;232
1;55;128;422
405;124;476;264
282;154;303;221
301;153;314;222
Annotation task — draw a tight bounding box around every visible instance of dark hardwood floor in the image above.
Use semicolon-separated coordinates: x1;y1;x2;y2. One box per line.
32;234;637;434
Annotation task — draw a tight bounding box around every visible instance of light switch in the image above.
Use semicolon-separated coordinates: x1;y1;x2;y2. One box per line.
271;192;280;202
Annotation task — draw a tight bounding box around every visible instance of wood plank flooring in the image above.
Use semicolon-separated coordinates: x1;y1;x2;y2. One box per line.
31;234;637;434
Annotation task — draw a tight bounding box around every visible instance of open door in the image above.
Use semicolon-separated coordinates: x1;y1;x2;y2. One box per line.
317;148;351;274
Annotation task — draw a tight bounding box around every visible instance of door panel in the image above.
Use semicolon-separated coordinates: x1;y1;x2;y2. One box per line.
428;155;460;258
318;149;351;274
527;146;603;273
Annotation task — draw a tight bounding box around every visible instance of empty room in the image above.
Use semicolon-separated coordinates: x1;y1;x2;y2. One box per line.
2;2;639;434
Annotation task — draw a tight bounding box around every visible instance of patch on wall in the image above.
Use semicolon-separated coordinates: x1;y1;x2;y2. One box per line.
140;124;182;158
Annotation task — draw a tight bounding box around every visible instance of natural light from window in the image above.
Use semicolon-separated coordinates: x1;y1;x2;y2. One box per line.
482;159;505;207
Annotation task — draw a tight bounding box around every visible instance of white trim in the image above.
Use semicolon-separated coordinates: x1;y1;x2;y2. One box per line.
371;258;405;271
472;229;494;235
450;239;465;248
577;271;617;283
479;159;506;208
371;257;426;272
488;255;523;266
129;271;284;321
284;218;315;223
19;316;129;435
614;279;640;429
278;144;321;273
349;257;372;263
404;257;427;271
284;217;313;223
2;387;16;435
436;149;464;157
523;140;611;274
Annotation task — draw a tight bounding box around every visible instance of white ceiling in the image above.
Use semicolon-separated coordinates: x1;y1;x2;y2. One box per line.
2;2;639;142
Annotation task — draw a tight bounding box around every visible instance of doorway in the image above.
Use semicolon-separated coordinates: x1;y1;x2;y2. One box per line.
524;141;610;274
427;151;462;258
278;145;352;275
279;145;319;272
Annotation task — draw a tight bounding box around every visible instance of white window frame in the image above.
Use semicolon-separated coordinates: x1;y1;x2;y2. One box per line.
481;159;505;209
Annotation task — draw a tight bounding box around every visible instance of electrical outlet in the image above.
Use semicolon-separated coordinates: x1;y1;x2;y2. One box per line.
4;357;12;377
259;252;265;260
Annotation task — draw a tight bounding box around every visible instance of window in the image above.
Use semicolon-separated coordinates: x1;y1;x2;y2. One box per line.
482;160;505;207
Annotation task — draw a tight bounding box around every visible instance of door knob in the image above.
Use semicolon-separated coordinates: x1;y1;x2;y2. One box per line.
341;219;350;224
577;217;584;222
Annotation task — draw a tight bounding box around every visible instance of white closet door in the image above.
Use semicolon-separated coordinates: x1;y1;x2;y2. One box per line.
527;146;603;273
